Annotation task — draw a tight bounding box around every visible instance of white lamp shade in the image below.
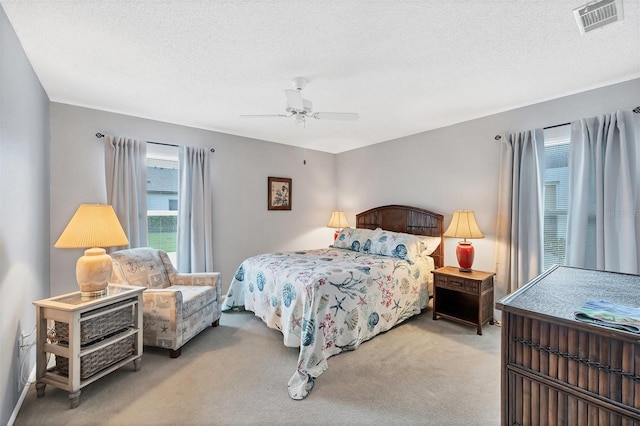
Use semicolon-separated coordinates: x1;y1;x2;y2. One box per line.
443;210;484;240
55;204;129;248
55;204;129;297
327;211;350;229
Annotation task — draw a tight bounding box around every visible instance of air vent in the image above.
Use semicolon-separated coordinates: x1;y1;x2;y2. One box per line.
574;0;624;34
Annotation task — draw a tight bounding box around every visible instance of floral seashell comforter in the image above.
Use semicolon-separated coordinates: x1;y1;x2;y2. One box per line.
222;247;434;399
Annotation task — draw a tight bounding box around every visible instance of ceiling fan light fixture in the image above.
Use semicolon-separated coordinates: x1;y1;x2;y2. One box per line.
241;77;359;123
291;77;308;91
302;99;313;115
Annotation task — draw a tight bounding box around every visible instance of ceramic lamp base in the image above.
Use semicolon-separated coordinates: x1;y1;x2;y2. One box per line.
76;247;112;297
456;241;475;272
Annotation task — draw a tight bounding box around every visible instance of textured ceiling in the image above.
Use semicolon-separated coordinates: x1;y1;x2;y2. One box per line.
2;0;639;153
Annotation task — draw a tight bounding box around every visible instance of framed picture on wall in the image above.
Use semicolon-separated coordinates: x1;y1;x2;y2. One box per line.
268;177;292;210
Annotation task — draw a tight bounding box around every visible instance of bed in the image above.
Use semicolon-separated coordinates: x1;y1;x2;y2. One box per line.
222;205;444;399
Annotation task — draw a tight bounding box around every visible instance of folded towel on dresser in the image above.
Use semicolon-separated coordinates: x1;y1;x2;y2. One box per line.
574;300;640;333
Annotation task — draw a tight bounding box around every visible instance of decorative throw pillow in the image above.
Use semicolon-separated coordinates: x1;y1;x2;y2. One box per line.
368;229;439;263
331;228;375;252
418;236;441;256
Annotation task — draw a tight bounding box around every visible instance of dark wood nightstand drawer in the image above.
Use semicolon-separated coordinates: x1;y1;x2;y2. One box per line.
435;275;477;294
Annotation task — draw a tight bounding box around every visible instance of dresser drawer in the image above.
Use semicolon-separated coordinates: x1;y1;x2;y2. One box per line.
435;275;477;295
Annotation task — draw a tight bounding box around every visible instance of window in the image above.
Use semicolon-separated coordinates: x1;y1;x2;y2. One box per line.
146;144;179;263
542;126;570;270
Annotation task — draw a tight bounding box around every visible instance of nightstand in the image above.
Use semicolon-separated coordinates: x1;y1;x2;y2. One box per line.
33;284;145;408
432;266;495;335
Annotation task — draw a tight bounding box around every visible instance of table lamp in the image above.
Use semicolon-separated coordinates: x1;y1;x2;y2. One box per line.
54;204;129;297
327;210;350;239
443;210;484;272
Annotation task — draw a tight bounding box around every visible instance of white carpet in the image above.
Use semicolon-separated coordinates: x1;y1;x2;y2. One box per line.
15;306;501;425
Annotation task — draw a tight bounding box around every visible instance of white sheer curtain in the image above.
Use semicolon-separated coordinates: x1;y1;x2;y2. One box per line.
495;129;545;299
177;146;214;272
565;110;639;274
104;135;148;248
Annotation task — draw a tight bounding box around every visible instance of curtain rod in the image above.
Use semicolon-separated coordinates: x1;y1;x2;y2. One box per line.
95;132;215;152
494;106;640;141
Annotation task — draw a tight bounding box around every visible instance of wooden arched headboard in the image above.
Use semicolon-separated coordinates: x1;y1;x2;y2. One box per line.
356;205;444;268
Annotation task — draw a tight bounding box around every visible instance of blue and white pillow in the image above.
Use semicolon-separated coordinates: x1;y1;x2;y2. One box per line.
331;228;375;252
368;229;440;263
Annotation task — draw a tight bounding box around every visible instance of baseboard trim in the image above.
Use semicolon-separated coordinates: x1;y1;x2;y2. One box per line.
7;365;35;426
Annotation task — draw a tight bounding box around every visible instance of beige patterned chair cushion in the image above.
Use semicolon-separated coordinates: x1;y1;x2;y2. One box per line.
109;247;221;354
111;249;172;289
172;285;216;317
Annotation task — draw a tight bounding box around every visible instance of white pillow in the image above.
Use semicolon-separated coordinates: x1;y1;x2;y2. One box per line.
419;236;441;256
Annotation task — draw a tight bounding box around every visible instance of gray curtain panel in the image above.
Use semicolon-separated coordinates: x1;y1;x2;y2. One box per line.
104;135;148;248
177;145;215;273
495;129;545;299
566;109;639;274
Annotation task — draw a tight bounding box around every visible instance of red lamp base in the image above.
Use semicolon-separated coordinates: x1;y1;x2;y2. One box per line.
456;241;475;272
334;230;340;240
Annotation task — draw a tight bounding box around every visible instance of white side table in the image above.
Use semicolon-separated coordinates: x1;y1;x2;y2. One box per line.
33;284;145;408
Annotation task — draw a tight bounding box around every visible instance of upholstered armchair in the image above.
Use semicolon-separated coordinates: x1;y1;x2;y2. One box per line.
109;247;221;358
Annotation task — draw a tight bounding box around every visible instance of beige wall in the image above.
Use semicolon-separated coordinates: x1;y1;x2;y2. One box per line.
48;79;640;306
49;103;338;296
0;7;50;425
337;78;640;305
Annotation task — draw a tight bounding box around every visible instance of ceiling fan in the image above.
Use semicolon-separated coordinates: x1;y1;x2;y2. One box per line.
241;77;359;125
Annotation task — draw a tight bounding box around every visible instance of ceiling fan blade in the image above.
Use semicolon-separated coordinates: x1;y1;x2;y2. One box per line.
240;114;288;118
312;112;359;121
285;89;304;110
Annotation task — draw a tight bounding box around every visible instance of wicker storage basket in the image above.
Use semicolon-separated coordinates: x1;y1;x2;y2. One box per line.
55;298;135;345
56;333;135;379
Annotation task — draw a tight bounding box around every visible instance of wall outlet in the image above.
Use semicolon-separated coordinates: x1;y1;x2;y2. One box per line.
19;328;37;351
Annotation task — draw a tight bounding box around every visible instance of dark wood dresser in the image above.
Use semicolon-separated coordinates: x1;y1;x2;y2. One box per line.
496;265;640;425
